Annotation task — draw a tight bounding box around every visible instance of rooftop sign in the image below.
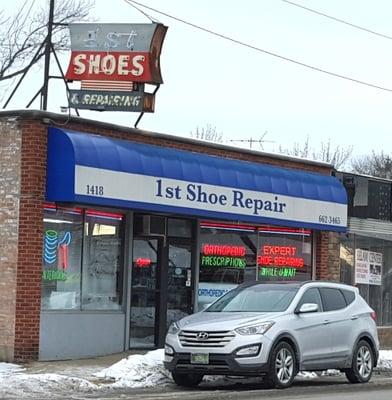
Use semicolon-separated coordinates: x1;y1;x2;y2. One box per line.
65;23;167;112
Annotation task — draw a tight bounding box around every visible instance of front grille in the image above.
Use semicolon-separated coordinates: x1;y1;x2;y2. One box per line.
179;330;235;347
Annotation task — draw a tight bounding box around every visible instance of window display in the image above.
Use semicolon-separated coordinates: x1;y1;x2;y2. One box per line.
198;222;312;309
82;211;124;310
42;205;83;309
41;205;124;311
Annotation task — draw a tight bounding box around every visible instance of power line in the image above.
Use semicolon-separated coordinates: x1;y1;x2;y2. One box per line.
281;0;392;41
124;0;392;94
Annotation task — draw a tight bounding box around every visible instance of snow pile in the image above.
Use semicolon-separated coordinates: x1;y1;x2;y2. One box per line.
377;350;392;371
0;373;97;399
0;362;24;376
95;349;171;388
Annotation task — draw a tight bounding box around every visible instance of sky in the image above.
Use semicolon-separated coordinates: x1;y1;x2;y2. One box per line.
2;0;392;162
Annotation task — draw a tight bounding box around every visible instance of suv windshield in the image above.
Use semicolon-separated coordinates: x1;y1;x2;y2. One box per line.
205;284;299;312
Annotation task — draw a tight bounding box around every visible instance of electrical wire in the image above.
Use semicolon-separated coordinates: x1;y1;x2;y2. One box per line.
281;0;392;41
123;0;160;23
124;0;392;93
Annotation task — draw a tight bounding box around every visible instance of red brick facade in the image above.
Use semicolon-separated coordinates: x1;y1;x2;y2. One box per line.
0;111;341;361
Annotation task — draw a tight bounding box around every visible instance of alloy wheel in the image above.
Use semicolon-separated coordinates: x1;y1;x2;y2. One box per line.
356;345;372;379
275;347;294;384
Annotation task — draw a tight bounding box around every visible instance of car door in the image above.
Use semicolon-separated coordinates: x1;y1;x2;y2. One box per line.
318;287;352;364
291;287;333;369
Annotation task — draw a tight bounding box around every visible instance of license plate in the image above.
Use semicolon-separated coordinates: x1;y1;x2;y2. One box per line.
190;353;209;364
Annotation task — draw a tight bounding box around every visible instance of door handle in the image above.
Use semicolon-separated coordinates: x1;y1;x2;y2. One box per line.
323;320;331;325
351;315;359;320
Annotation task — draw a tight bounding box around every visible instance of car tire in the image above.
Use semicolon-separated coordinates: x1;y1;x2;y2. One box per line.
345;340;374;384
264;341;297;389
171;372;204;387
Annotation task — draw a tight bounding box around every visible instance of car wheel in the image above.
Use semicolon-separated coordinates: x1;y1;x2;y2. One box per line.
345;340;374;383
265;341;297;389
171;372;204;387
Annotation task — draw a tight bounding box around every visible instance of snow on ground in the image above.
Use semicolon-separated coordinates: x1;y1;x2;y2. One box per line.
0;373;97;399
95;349;172;388
0;350;392;398
378;350;392;370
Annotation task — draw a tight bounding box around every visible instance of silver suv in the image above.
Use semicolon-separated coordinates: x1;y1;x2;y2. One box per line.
164;281;379;389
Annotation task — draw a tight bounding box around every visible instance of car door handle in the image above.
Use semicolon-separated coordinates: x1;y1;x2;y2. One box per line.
351;315;359;320
323;320;331;325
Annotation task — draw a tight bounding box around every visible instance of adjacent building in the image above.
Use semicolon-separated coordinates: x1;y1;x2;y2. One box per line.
338;172;392;347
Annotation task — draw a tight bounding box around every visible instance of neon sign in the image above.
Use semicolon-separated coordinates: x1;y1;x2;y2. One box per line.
42;269;67;281
135;258;152;268
201;256;246;269
43;230;72;269
257;245;304;268
201;244;247;269
202;244;246;256
259;267;297;278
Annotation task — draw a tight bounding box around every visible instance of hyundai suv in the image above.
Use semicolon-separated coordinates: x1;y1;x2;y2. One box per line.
164;281;379;389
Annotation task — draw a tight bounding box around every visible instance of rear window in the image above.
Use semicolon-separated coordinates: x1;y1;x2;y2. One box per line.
319;287;347;311
341;289;355;305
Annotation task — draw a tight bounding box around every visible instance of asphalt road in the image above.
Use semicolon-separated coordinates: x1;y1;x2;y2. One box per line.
80;373;392;400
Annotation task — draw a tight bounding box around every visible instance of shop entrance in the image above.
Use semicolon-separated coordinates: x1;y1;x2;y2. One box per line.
130;234;194;348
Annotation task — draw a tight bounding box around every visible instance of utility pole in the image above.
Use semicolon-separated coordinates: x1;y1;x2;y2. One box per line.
42;0;55;110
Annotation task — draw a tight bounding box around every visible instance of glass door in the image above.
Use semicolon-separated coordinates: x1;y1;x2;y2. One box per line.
166;239;193;329
130;236;194;348
130;237;161;348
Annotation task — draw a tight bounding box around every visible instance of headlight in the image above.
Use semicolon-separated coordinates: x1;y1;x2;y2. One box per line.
167;321;180;335
235;321;274;336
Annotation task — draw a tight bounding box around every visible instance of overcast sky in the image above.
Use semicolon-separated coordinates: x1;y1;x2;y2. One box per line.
3;0;392;160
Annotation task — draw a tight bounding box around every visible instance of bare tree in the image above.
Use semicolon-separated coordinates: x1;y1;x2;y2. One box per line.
191;124;223;143
0;0;93;82
351;151;392;179
278;136;353;169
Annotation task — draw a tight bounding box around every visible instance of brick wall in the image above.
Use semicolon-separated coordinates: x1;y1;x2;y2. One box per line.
315;231;340;281
0;118;21;361
13;120;47;361
0;112;338;361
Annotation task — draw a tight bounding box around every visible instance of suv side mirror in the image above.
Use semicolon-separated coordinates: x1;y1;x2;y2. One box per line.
295;303;319;314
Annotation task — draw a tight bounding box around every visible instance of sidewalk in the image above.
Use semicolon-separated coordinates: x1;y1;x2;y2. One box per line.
23;350;147;381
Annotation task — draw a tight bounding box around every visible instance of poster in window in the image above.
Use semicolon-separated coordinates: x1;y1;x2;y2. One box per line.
355;249;370;285
355;249;382;286
369;251;382;286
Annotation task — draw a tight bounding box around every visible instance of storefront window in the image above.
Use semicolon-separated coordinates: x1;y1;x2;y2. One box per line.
199;224;257;309
340;233;392;326
82;211;124;310
42;206;83;309
41;205;124;311
257;228;312;282
198;222;313;309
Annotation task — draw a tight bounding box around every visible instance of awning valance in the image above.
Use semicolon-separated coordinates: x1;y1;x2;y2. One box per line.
46;128;347;231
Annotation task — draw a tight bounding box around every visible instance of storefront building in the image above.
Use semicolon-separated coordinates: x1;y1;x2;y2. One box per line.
338;172;392;347
0;110;347;362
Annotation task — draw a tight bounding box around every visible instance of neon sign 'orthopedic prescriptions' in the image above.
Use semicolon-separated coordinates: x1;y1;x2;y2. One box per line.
201;244;247;269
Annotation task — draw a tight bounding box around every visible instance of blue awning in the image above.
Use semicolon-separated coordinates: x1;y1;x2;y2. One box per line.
46;128;347;231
